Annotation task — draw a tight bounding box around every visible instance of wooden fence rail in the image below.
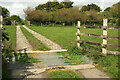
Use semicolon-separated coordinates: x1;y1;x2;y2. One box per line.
76;19;120;55
79;26;120;29
76;33;120;39
76;40;120;47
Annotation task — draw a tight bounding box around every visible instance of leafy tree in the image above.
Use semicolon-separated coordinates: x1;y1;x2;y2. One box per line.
24;8;49;24
0;6;10;18
3;17;11;25
35;2;64;11
10;15;21;22
104;7;111;12
0;6;11;25
110;2;120;18
103;2;120;26
52;7;80;25
81;9;103;25
80;6;88;12
61;2;73;8
80;3;101;12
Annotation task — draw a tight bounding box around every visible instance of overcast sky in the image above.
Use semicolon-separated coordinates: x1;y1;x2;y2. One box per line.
0;0;119;19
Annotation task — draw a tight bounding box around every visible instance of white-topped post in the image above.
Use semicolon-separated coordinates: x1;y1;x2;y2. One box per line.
102;19;108;55
77;21;81;48
0;15;3;28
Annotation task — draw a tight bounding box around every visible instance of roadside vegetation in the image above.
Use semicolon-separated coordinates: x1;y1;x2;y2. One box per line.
62;43;119;78
48;69;82;79
4;26;16;50
14;53;40;64
20;26;50;50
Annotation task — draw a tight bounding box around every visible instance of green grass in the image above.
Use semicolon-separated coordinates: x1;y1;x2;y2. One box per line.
48;69;82;79
84;51;119;78
20;26;50;50
28;26;118;51
95;54;119;78
4;25;16;50
59;45;84;65
28;26;76;49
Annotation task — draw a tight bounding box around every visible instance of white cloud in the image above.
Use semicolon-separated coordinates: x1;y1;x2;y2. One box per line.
0;0;119;19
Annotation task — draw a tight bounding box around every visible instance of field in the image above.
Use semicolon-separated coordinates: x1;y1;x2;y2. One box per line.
4;26;16;50
28;25;118;51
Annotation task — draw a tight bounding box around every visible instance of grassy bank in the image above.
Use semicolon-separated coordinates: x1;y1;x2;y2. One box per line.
20;26;50;50
4;25;16;50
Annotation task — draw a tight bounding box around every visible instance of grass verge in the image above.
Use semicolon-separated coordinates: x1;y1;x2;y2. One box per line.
48;69;82;79
20;26;50;50
81;43;119;78
4;25;16;50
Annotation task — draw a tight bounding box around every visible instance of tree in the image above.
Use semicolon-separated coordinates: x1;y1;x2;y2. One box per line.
0;6;10;18
80;6;88;12
35;2;64;11
0;6;11;25
10;15;21;22
103;2;120;26
110;2;120;18
3;17;11;25
61;1;73;8
81;9;103;25
80;3;101;12
104;7;111;12
52;7;80;25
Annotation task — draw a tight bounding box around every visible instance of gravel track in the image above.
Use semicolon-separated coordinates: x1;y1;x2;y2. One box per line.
16;25;32;51
23;25;63;50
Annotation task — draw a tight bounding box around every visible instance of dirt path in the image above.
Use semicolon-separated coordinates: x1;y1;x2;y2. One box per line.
23;25;62;50
16;25;32;51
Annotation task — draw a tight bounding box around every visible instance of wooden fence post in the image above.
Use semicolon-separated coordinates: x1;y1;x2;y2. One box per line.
102;19;108;55
0;15;3;28
76;21;82;49
0;15;3;49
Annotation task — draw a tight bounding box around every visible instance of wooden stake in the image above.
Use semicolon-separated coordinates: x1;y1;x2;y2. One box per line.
0;15;3;28
102;19;108;55
76;21;82;49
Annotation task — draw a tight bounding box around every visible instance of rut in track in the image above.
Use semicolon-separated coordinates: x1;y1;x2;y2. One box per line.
16;25;32;51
